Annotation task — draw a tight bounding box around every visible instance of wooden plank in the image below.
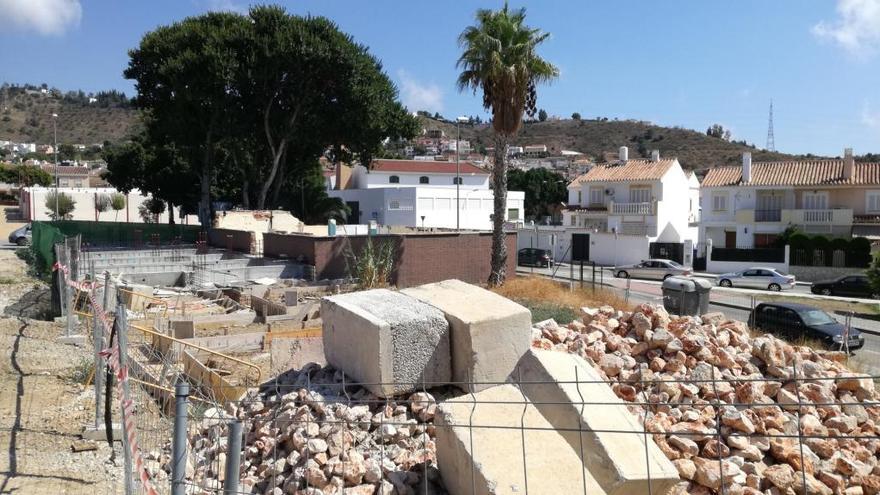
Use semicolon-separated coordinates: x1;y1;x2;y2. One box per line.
262;327;322;350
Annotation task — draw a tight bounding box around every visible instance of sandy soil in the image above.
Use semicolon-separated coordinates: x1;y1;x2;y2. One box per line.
0;220;123;493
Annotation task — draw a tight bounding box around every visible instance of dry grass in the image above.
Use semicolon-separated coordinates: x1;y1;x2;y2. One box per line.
493;275;632;323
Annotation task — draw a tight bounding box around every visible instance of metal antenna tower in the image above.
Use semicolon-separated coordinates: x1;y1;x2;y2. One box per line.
766;100;776;152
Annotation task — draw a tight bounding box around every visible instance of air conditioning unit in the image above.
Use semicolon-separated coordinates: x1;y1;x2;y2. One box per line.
605;189;615;196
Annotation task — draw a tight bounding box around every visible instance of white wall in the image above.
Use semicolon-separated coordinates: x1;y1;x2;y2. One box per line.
655;161;696;244
589;232;651;266
351;165;490;189
21;187;197;224
329;186;524;230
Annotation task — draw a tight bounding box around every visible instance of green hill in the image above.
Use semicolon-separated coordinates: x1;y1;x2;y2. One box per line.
0;83;140;145
418;116;825;171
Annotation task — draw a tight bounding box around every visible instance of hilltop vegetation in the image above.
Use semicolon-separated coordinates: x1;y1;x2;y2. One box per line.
0;83;139;145
419;116;824;171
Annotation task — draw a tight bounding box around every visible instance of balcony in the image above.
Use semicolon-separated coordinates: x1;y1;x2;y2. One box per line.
783;208;852;226
610;202;654;215
755;209;781;222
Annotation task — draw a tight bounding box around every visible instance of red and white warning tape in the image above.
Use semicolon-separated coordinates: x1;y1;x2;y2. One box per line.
55;263;160;495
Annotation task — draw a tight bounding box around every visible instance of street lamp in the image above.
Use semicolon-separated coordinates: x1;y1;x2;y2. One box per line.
52;113;58;220
455;116;469;231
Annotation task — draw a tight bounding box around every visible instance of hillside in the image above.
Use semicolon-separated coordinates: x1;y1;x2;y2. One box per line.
419;116;823;171
0;84;140;145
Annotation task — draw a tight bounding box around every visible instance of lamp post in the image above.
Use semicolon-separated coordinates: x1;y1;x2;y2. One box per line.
455;116;469;231
52;113;58;220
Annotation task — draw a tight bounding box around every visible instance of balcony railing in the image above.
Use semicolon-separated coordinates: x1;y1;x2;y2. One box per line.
803;209;833;223
755;209;781;222
611;202;653;215
785;208;852;226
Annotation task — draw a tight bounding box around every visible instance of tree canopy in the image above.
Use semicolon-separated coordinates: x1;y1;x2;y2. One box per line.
118;5;417;224
507;168;567;219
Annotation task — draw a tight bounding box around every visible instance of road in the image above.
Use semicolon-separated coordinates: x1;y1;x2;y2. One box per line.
518;264;880;374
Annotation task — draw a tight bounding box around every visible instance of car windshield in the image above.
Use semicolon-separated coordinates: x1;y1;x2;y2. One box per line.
799;309;837;326
666;260;683;268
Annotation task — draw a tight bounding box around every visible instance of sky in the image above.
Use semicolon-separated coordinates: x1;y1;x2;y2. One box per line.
1;0;880;156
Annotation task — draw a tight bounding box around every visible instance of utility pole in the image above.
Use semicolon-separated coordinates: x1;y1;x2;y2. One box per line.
766;100;776;152
455;116;468;231
52;113;59;219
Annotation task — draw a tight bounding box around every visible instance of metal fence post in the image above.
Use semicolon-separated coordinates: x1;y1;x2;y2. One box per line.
223;419;242;495
172;380;190;495
92;263;103;430
579;260;584;289
115;292;134;495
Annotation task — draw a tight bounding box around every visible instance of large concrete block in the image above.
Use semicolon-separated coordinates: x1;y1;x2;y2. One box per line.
435;384;606;495
402;279;531;392
321;289;451;397
514;349;680;495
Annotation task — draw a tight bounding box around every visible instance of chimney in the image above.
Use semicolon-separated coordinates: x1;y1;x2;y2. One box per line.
742;152;752;183
844;147;854;180
651;150;660;162
619;146;629;162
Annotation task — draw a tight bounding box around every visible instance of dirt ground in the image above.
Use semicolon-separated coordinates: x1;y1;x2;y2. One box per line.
0;213;123;493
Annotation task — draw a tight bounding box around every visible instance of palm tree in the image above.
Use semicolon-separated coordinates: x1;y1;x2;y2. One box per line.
457;4;558;286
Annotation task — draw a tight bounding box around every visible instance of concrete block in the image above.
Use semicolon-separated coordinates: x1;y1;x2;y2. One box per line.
402;279;531;392
435;384;606;495
82;424;123;442
284;289;298;306
513;349;680;495
321;289;451;397
170;320;194;339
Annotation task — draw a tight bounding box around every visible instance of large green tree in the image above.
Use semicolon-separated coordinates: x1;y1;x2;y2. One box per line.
457;4;558;285
507;168;567;220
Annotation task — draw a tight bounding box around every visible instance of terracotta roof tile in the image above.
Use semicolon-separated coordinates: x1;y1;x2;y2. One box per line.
370;159;488;175
701;160;880;187
569;159;675;185
41;164;90;176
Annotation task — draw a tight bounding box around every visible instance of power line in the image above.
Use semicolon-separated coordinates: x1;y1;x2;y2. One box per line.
766;100;776;152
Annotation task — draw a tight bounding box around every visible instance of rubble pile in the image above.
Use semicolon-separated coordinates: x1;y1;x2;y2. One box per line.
183;363;444;495
534;303;880;495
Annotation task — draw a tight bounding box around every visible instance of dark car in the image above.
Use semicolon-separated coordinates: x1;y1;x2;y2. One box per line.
517;248;552;268
749;302;864;351
810;275;878;299
7;224;31;246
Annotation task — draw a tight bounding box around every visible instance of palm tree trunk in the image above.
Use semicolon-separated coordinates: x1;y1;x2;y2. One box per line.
488;133;509;286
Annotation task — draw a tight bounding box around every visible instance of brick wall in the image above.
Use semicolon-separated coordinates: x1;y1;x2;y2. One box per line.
263;231;517;287
208;228;255;254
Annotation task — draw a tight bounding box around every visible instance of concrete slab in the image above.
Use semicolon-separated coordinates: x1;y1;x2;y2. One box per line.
321;288;451;397
82;424;123;442
513;349;680;495
57;334;87;345
435;384;606;495
402;279;531;392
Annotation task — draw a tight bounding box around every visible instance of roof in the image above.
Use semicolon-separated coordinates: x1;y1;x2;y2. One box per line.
569;159;676;185
701;160;880;187
369;159;488;175
756;301;820;312
40;165;89;176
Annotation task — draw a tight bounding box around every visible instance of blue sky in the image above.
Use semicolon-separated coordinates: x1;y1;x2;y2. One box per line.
1;0;879;156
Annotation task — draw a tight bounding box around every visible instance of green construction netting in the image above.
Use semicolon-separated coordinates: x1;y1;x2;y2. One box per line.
30;221;204;271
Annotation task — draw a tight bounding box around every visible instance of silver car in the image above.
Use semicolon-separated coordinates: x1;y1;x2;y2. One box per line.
614;259;692;280
717;267;795;291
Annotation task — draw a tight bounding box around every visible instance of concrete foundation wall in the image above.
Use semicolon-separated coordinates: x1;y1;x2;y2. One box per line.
208;228;255;254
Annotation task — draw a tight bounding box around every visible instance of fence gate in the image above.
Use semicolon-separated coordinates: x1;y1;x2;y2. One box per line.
571;233;590;262
693;242;708;271
649;242;684;264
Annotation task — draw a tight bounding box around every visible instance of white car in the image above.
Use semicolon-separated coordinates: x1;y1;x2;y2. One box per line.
614;259;692;280
717;267;795;291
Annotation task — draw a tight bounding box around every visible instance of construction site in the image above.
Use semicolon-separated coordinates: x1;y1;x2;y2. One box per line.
0;212;878;495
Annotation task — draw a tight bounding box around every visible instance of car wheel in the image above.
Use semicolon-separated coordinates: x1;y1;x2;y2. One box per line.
719;279;732;288
768;283;781;292
820;288;832;296
663;274;672;280
15;237;27;246
616;270;629;279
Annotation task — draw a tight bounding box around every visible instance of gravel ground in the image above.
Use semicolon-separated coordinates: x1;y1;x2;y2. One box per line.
0;246;125;494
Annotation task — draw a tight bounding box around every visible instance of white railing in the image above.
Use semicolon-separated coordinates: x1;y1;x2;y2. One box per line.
802;209;833;223
611;202;653;215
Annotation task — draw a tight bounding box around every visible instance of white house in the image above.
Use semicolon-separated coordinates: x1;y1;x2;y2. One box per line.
327;159;524;230
524;147;699;267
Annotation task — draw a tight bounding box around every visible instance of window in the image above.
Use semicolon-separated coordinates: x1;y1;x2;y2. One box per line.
453;177;463;185
389;175;400;184
712;193;728;211
419;176;429;184
589;187;604;206
389;200;400;209
577;190;582;205
436;198;451;210
417;197;433;210
467;198;480;210
507;209;520;220
867;191;880;213
630;186;651;203
803;191;828;210
570;215;577;226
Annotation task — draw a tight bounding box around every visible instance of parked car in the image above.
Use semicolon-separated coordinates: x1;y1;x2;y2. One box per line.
8;224;31;246
810;275;878;299
517;248;552;268
750;302;865;351
613;259;691;280
717;267;794;291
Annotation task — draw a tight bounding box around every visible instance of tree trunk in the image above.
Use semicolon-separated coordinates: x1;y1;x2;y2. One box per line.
488;133;510;287
198;133;213;227
242;179;250;209
269;150;286;208
168;202;175;225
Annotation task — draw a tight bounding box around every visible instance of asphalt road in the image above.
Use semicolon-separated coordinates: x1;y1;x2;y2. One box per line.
517;264;880;374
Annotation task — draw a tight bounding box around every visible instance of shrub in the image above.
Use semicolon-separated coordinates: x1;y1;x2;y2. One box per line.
830;237;850;251
138;197;165;223
44;191;76;220
344;238;395;289
810;235;830;249
868;253;880;295
110;193;125;220
94;194;111;220
788;233;810;249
